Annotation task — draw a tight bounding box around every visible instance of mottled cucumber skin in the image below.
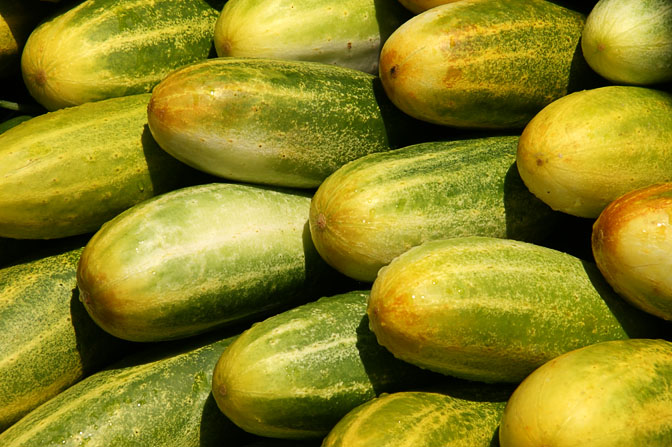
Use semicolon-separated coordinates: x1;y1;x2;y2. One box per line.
379;0;593;129
309;135;559;282
0;330;257;447
592;183;672;320
517;86;672;218
21;0;221;110
147;57;425;189
323;383;511;447
367;236;669;383
582;0;672;85
499;339;672;447
211;290;441;440
0;246;133;432
214;0;410;74
77;182;344;342
0;93;209;240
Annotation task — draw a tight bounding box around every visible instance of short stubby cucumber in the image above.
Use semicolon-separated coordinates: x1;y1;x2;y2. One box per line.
309;135;559;282
211;290;441;440
77;182;346;342
378;0;595;129
213;0;410;74
581;0;672;85
0;330;258;447
0;93;208;240
367;236;669;383
499;339;672;447
0;246;132;432
592;182;672;321
517;85;672;218
21;0;222;110
322;382;512;447
147;57;429;189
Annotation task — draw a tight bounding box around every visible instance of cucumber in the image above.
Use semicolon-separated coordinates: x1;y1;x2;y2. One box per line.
211;290;441;440
367;236;670;383
499;338;672;446
0;245;132;432
581;0;672;85
146;57;432;189
213;0;410;74
0;329;258;446
0;93;209;240
323;383;511;447
592;182;672;321
397;0;459;15
0;115;32;134
517;85;672;218
309;135;559;282
21;0;222;111
378;0;596;129
77;182;348;342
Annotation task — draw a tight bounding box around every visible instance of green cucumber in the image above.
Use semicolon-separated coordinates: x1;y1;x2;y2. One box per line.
499;339;672;446
0;329;258;446
592;182;672;321
323;383;512;447
77;182;347;342
211;290;441;440
0;246;132;432
309;135;559;282
146;57;432;189
367;236;670;383
517;85;672;218
581;0;672;85
213;0;410;74
21;0;222;110
0;93;209;240
378;0;596;129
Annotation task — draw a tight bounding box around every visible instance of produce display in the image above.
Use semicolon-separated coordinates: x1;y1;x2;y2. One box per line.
1;0;671;445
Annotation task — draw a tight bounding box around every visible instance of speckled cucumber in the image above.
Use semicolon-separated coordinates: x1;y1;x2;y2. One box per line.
379;0;597;129
211;290;441;440
0;245;132;432
309;135;559;282
367;236;670;383
0;329;258;447
323;382;512;447
21;0;222;110
517;86;672;218
0;93;209;240
77;182;347;342
499;338;672;446
213;0;410;74
147;57;431;189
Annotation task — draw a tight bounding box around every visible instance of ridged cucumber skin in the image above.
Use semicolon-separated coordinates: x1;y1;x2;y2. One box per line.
213;0;410;74
0;246;132;432
0;93;209;240
499;339;672;447
146;57;428;189
0;330;257;447
378;0;593;129
581;0;672;85
309;135;559;282
592;183;672;321
21;0;221;111
211;290;441;440
322;384;511;447
77;182;345;342
367;236;669;383
517;86;672;218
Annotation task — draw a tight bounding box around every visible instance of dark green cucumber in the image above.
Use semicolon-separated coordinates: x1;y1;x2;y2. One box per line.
309;135;559;282
211;290;441;440
0;246;132;432
0;330;257;446
147;57;434;188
